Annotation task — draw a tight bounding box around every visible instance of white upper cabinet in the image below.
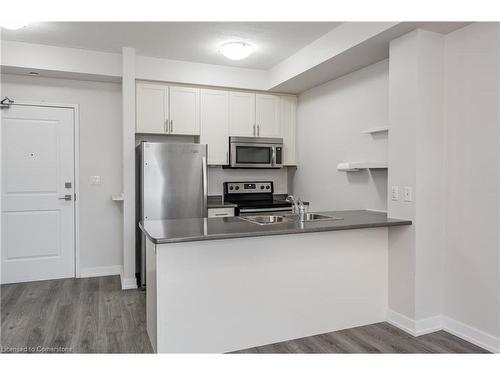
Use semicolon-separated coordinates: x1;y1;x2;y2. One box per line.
169;86;200;135
200;89;229;165
136;82;296;165
136;83;169;134
229;91;256;137
280;96;297;166
136;83;200;135
256;94;281;138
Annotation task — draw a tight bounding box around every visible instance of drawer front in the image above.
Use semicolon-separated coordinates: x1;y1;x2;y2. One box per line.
208;207;235;218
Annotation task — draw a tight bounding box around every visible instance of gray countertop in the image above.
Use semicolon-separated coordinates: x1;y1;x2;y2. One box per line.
207;196;237;209
139;210;412;245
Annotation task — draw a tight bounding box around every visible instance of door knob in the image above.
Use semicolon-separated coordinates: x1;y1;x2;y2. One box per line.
58;195;72;201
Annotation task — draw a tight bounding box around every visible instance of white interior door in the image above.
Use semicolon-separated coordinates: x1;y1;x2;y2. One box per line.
1;104;75;284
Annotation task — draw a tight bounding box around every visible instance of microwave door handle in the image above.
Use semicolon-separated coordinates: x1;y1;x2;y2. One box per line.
272;147;276;166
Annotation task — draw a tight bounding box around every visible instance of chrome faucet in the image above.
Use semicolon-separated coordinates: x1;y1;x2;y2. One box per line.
286;195;306;222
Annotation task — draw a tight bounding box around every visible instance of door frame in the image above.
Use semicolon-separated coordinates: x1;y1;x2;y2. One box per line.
1;101;81;279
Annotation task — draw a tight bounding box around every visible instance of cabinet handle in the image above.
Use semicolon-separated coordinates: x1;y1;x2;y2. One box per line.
215;213;229;216
170;120;173;133
165;119;168;133
257;124;260;136
226;151;229;164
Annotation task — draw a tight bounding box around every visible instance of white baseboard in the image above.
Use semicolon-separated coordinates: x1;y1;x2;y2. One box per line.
386;309;442;336
386;309;418;335
120;274;138;290
79;265;122;278
415;315;443;335
387;309;500;353
443;317;500;354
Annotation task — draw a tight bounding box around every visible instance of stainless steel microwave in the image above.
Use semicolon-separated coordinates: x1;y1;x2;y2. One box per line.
228;136;283;169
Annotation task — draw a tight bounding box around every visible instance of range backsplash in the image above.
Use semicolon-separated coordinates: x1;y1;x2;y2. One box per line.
208;166;294;195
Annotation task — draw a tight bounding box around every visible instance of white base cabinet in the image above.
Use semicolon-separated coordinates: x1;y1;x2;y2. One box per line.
207;207;234;218
146;228;388;353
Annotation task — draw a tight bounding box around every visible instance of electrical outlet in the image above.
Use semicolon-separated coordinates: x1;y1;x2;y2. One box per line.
391;186;399;201
90;175;101;185
404;186;413;202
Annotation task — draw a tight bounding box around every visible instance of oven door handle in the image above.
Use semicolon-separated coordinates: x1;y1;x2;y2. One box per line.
239;207;292;214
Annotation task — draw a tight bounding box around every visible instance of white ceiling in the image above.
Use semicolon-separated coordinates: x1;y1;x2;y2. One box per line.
1;22;339;69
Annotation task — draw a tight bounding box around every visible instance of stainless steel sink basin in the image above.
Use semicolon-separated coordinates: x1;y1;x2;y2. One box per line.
239;215;298;225
239;213;343;225
301;213;343;221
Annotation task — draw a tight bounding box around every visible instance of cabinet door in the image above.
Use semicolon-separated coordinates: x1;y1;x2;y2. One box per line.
169;86;200;135
256;94;281;137
280;96;297;165
229;91;256;136
200;89;230;165
136;83;168;134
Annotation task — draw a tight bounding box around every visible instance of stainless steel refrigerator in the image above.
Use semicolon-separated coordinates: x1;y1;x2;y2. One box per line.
136;142;208;286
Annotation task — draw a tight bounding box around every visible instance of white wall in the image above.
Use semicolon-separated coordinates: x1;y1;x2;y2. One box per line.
293;60;389;212
444;22;500;339
1;74;123;276
1;40;122;81
387;29;445;323
136;55;269;91
386;24;500;351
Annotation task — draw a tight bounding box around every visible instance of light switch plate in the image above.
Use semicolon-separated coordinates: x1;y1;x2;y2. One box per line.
90;175;101;185
391;186;399;201
404;186;413;202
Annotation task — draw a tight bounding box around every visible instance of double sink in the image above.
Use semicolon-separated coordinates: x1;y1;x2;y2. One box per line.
239;213;343;225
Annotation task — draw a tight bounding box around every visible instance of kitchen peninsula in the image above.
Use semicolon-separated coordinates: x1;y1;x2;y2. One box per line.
140;210;411;353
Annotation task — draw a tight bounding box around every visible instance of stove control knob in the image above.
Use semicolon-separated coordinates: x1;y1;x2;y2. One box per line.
229;186;234;190
266;185;270;189
260;185;265;189
235;186;240;190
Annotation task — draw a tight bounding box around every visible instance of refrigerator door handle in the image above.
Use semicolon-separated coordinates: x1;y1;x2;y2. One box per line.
202;156;208;217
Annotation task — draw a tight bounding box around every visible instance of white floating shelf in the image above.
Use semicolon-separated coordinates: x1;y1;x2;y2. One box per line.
337;161;388;172
111;194;124;201
362;126;389;134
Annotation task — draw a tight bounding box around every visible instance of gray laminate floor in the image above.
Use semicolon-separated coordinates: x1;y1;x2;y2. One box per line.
232;322;490;353
1;276;152;353
1;276;489;354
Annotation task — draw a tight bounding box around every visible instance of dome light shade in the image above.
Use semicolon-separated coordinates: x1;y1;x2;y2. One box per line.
0;21;28;30
220;42;254;60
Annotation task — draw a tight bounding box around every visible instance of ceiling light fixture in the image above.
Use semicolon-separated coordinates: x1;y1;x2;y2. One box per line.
0;21;28;30
220;42;254;61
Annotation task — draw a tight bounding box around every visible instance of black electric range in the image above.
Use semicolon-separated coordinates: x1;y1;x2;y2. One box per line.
223;181;292;215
